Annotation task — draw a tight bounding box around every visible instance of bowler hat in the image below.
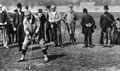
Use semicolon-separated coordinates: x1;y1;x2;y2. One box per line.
38;9;43;13
104;5;109;10
17;3;22;8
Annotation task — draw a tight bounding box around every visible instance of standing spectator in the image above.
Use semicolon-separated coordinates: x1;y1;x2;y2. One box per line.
37;9;47;41
13;3;25;51
48;5;63;47
100;5;115;47
45;5;52;42
0;5;9;48
63;4;77;44
81;8;96;48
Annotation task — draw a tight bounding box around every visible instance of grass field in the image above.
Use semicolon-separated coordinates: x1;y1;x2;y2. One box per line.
0;12;120;71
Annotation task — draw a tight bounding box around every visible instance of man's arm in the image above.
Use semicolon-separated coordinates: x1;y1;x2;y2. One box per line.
2;11;7;23
100;15;103;28
23;19;29;35
81;16;86;27
35;16;41;34
55;12;62;22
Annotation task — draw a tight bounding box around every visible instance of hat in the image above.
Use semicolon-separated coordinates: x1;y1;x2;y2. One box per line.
68;4;73;8
46;5;51;9
38;9;43;13
17;3;22;8
51;5;56;9
104;5;109;10
83;8;88;13
24;10;31;16
25;5;29;9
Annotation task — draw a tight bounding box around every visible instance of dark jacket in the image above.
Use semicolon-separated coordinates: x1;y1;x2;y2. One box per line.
0;11;7;23
81;13;96;34
100;12;115;30
13;10;24;28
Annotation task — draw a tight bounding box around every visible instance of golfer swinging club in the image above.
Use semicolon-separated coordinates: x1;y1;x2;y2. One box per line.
18;10;49;63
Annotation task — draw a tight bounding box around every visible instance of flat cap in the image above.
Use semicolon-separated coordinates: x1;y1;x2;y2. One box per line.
51;5;56;9
68;4;73;8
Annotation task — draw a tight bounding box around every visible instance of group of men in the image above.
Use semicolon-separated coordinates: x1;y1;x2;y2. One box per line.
0;3;118;62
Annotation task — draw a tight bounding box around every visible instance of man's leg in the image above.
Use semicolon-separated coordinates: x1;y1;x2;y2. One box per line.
57;27;63;47
107;28;112;47
88;29;92;47
103;31;107;47
39;39;49;62
53;24;57;46
84;28;88;47
17;25;22;51
3;28;8;48
19;37;30;61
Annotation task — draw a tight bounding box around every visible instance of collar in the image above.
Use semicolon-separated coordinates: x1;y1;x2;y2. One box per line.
52;11;57;15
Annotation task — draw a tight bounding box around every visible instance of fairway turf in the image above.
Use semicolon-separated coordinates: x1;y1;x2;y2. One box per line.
0;12;120;71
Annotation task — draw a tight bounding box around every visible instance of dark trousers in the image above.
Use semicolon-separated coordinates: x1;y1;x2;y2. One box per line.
83;28;92;47
51;23;62;45
17;23;25;51
66;22;76;43
46;28;52;42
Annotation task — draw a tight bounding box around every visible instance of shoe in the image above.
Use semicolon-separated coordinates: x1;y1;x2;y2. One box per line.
18;55;25;62
19;49;22;51
89;45;93;48
43;60;49;63
17;58;25;62
107;44;112;48
4;45;9;49
83;45;88;48
43;55;49;63
103;44;107;47
59;45;64;48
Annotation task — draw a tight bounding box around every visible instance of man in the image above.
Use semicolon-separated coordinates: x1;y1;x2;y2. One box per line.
37;9;47;41
0;5;9;48
19;10;49;63
13;3;25;51
45;5;52;42
48;5;62;47
100;5;115;47
81;8;96;48
25;5;29;11
63;4;77;44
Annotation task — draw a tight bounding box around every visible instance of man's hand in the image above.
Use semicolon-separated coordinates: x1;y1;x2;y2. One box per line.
14;28;16;31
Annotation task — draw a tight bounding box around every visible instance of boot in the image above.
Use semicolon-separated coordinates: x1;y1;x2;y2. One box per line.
107;40;112;47
103;39;107;47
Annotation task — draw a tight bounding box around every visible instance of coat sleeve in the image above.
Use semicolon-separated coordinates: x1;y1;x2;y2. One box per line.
2;11;7;23
13;13;17;28
62;12;67;20
55;12;62;22
23;19;29;35
81;16;86;27
35;16;41;34
100;15;103;28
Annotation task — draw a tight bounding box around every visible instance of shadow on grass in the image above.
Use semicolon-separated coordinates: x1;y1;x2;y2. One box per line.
24;54;66;62
48;54;66;61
